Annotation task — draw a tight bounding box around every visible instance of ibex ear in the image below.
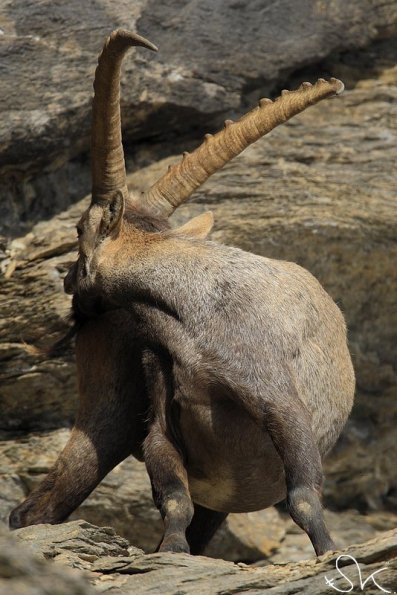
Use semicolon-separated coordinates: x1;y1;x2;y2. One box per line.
170;212;214;239
99;191;124;238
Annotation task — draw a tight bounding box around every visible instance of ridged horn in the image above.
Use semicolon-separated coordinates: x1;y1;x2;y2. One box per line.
142;78;344;216
91;29;157;204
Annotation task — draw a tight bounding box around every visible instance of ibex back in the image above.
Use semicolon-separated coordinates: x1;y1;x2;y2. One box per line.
10;30;355;558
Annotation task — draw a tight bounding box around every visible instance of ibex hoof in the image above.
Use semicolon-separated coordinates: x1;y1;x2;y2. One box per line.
9;507;26;530
159;535;190;554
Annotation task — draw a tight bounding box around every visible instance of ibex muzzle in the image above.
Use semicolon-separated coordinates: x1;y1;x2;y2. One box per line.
10;30;354;559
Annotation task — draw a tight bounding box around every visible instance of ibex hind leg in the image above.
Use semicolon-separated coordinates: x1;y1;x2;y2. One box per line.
272;399;335;556
186;503;228;555
240;375;335;556
144;420;194;553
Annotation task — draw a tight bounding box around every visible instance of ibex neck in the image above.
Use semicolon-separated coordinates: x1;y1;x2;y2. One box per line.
97;229;216;319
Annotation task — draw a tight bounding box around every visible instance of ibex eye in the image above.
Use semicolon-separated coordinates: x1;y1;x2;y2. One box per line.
76;226;83;238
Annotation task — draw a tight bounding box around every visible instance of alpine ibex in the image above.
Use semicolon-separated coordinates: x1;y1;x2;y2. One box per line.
10;30;355;558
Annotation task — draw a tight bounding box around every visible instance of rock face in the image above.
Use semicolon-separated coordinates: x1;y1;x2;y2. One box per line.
1;0;396;232
6;520;397;594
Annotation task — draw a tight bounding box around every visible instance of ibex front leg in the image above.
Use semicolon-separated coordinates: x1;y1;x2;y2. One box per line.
144;420;194;553
240;375;335;556
9;425;117;528
10;313;147;528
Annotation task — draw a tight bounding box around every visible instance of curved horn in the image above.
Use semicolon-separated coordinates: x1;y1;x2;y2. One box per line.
142;78;344;216
91;29;157;204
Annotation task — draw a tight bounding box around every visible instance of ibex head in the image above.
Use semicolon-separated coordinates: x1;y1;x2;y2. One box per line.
65;30;157;294
65;28;344;297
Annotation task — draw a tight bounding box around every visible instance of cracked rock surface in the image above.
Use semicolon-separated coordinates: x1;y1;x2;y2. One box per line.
0;522;95;594
7;520;397;594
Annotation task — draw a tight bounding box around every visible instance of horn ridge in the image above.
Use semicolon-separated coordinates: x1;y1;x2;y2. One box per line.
142;78;344;217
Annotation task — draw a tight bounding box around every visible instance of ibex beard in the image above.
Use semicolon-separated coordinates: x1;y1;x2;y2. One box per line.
10;29;354;558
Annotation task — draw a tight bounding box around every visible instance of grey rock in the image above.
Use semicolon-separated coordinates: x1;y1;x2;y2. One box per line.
12;520;397;594
0;522;95;594
13;520;133;568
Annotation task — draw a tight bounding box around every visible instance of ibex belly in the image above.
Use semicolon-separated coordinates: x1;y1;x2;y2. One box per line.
179;400;286;513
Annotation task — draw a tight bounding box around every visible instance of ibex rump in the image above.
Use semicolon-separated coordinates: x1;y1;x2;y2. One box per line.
10;30;354;558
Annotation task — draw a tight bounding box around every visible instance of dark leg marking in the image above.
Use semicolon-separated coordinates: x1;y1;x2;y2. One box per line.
186;503;228;555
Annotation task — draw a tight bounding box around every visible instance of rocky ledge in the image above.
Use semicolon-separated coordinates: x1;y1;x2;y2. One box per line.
1;520;396;594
